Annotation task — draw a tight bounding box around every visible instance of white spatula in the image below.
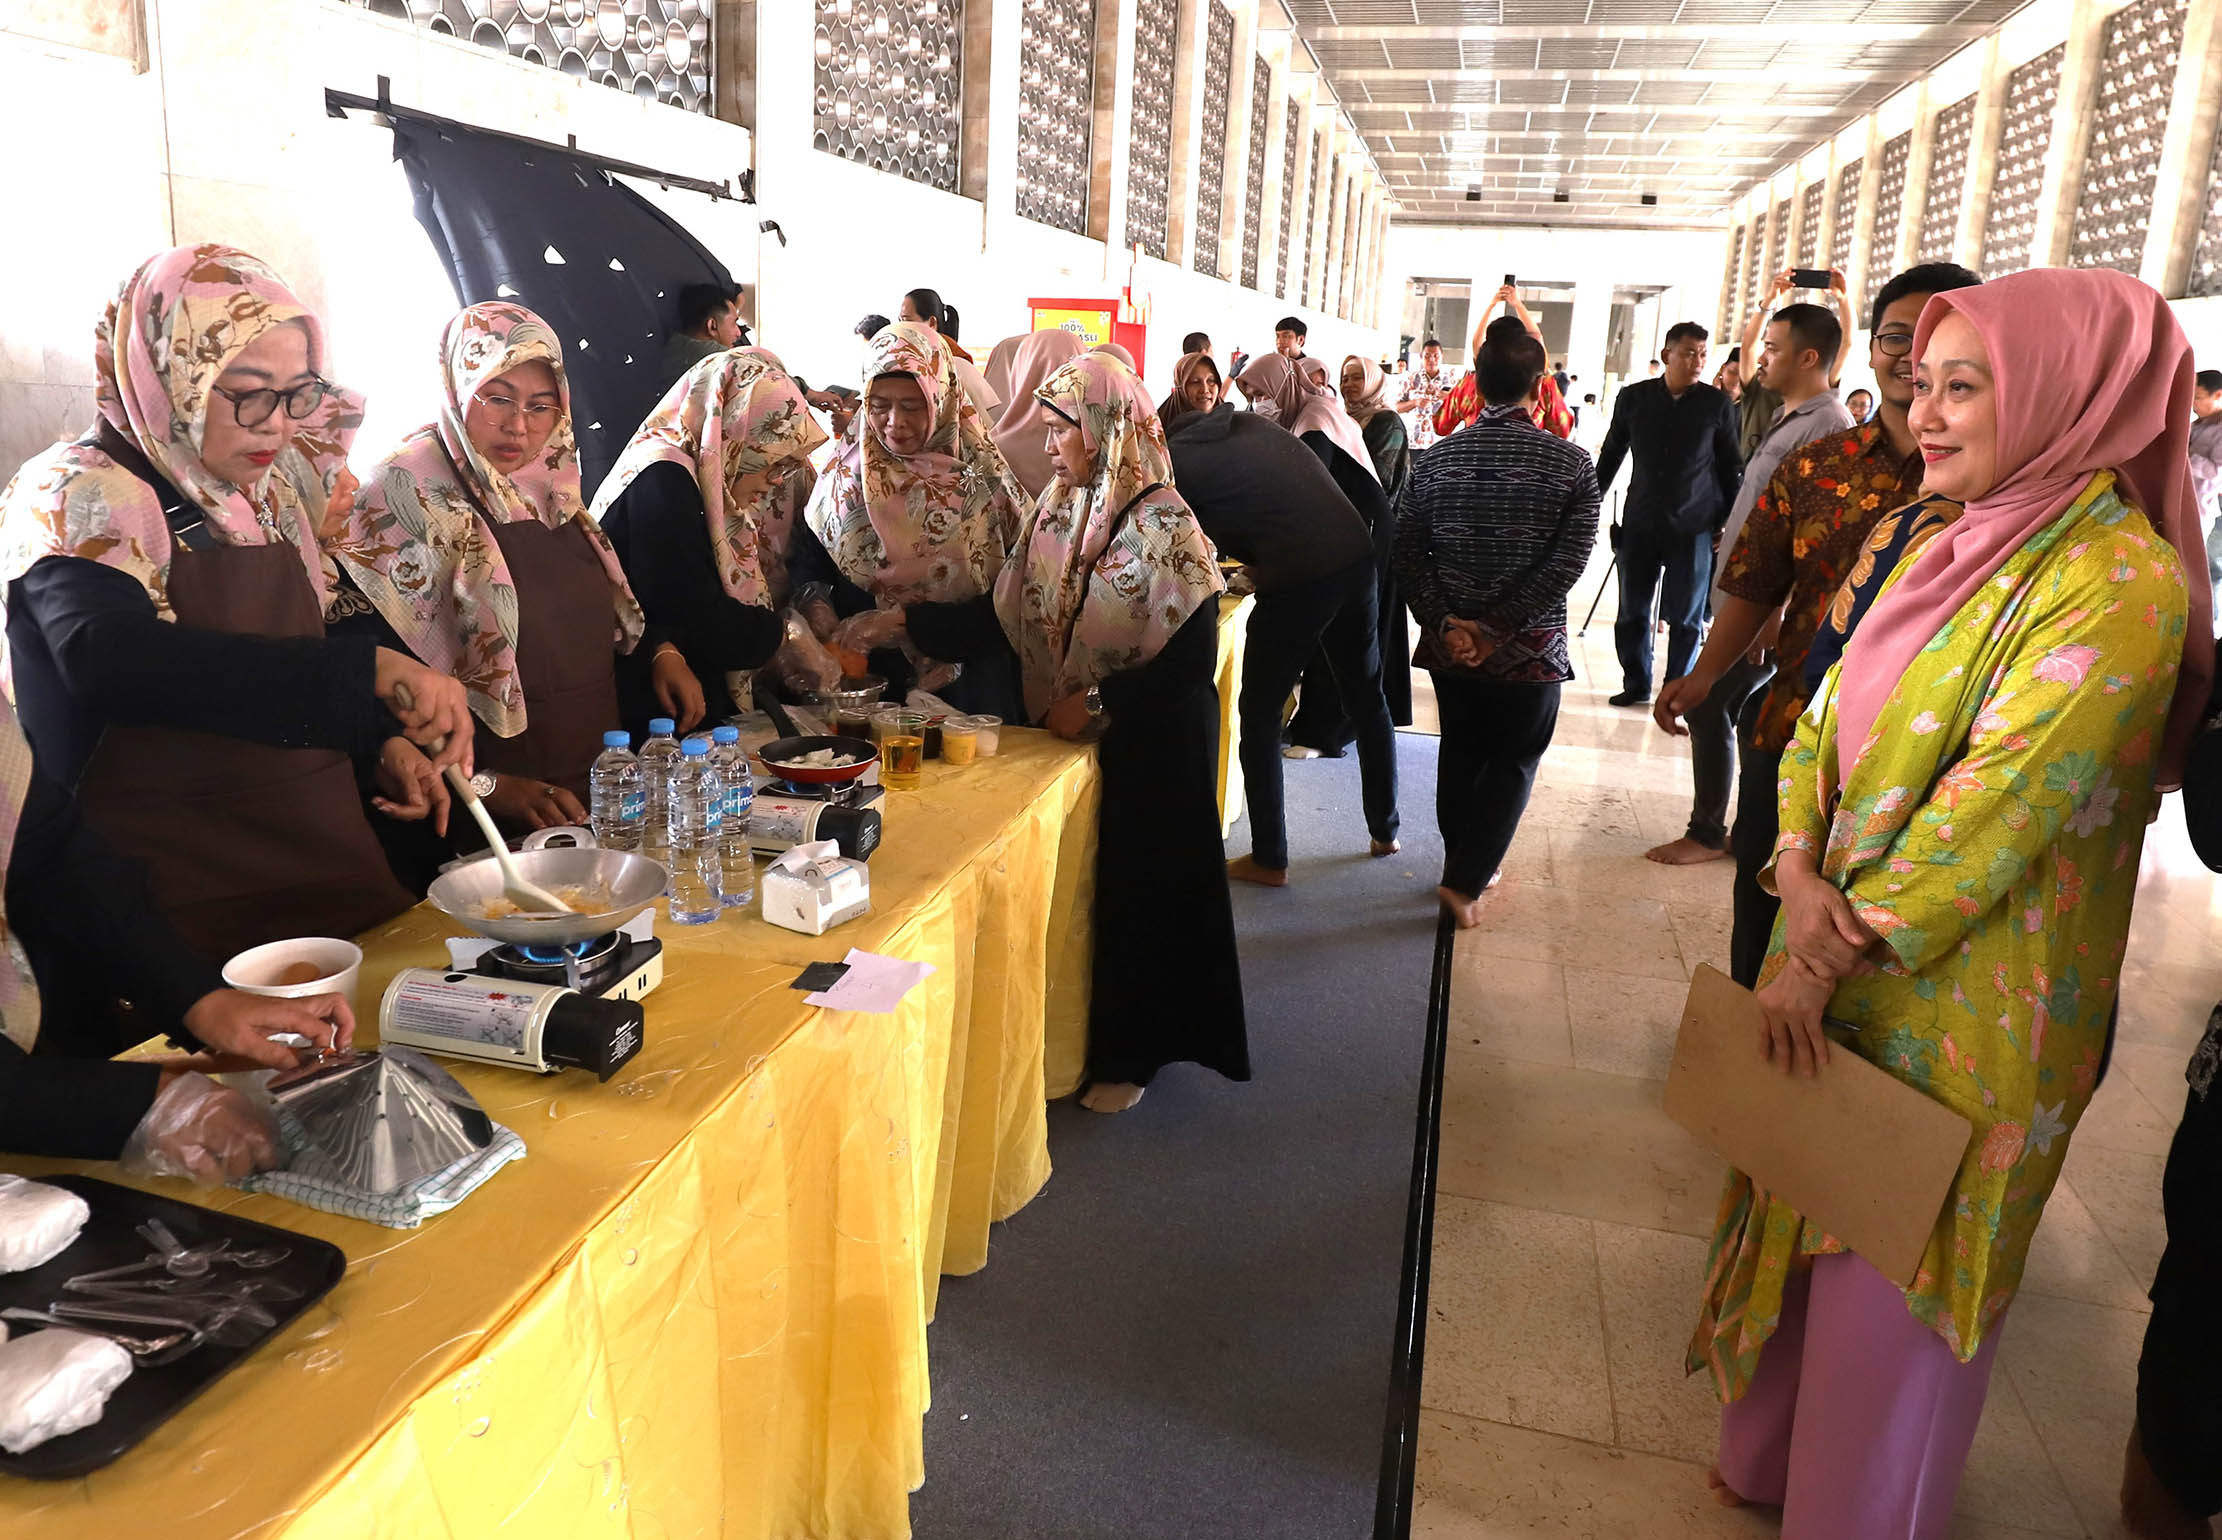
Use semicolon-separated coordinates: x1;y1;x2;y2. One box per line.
389;680;571;916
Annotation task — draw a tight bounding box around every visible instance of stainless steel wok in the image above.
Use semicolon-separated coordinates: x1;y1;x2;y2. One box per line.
427;847;669;945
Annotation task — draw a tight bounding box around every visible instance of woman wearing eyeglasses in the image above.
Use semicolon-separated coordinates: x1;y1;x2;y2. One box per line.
325;302;687;848
0;244;466;961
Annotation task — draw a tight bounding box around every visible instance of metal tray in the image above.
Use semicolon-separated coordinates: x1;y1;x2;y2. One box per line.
0;1177;344;1479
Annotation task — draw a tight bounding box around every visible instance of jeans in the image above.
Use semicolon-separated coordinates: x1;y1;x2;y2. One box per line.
1430;672;1562;897
1729;719;1783;990
1613;521;1712;698
1685;655;1776;849
1239;559;1400;868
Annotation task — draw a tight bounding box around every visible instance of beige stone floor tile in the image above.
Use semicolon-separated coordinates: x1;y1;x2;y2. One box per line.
1954;1375;2089;1538
2104;1042;2195;1125
1632;785;1703;846
1998;1293;2154;1538
1412;1408;1780;1540
1496;823;1557;888
2071;1065;2180;1159
1548;828;1740;908
1458;882;1687;980
1450;951;1574;1070
1423;1197;1616;1443
1436;1052;1726;1236
2059;1141;2169;1286
1591;1222;1719;1464
1667;902;1735;981
1565;966;1685;1082
1511;780;1645;839
2020;1174;2154;1315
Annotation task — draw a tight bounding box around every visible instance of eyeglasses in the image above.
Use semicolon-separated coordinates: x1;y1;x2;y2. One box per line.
475;392;561;425
211;377;331;428
1874;330;1918;356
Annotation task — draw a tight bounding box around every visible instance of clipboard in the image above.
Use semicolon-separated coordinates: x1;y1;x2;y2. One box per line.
1662;966;1974;1287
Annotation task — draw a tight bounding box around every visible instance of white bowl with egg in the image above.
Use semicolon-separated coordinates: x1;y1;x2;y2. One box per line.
222;937;365;1013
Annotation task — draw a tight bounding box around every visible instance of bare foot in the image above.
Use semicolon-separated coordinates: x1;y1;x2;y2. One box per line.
2122;1423;2215;1539
1228;855;1289;887
1080;1081;1145;1114
1371;838;1401;857
1704;1466;1748;1509
1437;885;1486;928
1645;837;1731;866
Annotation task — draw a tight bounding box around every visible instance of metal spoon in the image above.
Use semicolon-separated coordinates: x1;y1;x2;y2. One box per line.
2;1308;197;1361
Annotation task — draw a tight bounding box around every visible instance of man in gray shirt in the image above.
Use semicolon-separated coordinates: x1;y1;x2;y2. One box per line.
1645;302;1851;867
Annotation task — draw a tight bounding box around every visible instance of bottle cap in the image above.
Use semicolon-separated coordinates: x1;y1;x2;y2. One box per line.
603;730;631;749
682;738;709;756
712;724;740;744
648;717;675;735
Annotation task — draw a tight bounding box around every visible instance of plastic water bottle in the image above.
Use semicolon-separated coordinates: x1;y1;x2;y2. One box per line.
709;724;756;909
638;717;682;874
668;737;724;925
588;731;644;853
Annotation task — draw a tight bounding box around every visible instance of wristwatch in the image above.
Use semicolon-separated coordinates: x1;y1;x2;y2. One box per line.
1083;685;1105;719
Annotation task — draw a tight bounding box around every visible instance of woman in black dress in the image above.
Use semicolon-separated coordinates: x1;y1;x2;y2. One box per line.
589;350;829;725
893;351;1248;1113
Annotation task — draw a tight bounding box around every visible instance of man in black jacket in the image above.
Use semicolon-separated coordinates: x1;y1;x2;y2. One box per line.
1166;401;1400;885
1593;321;1743;707
1;699;349;1168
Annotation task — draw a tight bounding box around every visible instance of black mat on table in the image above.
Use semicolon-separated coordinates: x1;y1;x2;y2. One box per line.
912;733;1445;1540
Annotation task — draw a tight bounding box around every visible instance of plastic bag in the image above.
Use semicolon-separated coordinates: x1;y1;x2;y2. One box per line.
772;609;844;698
118;1073;283;1186
831;607;908;656
0;1329;132;1453
790;583;841;642
0;1177;89;1275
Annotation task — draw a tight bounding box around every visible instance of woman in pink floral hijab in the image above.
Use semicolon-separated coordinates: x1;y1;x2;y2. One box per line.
903;352;1246;1114
327;302;668;825
591;350;829;722
0;244;459;953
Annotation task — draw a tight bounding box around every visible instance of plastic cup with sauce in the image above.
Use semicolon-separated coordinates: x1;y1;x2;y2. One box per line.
964;714;1002;757
940;715;980;766
881;709;928;790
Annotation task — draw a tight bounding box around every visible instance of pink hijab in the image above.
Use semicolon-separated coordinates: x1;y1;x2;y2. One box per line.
1090;341;1138;371
991;329;1088;498
1835;268;2214;777
1236;351;1380;483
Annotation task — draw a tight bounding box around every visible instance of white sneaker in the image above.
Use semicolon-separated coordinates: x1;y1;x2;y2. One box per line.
1283;745;1321;760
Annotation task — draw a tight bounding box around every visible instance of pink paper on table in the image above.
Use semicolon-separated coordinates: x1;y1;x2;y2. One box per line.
805;948;937;1013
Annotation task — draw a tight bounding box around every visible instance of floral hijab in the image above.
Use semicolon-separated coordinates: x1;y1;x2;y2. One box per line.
589;350;828;609
0;244;357;640
325;303;644;737
993;353;1224;722
806;321;1025;604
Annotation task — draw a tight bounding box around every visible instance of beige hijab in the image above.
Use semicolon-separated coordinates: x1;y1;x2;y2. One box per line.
991;329;1089;498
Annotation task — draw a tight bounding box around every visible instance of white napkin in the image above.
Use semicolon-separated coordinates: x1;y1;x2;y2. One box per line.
0;1329;131;1453
0;1176;88;1274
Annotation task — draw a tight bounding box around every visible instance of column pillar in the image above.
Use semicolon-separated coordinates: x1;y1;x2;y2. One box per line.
1566;275;1613;394
2032;0;2110;268
1255;38;1290;297
1957;36;2011;269
1846;120;1883;316
1896;81;1938;277
2148;0;2222;293
1089;0;1139;252
1219;0;1260;283
1164;0;1207;272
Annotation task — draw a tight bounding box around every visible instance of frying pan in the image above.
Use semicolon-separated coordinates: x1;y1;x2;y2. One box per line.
755;734;880;786
427;847;670;945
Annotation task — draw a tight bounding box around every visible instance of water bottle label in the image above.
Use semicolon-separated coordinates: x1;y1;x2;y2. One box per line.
621;791;645;821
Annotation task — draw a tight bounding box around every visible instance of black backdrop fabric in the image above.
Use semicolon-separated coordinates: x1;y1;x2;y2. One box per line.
392;119;736;496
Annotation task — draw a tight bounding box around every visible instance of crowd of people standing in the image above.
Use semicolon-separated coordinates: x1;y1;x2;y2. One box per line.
4;236;2222;1537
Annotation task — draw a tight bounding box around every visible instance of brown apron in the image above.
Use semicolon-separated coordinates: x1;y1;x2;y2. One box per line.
78;543;416;962
475;519;623;801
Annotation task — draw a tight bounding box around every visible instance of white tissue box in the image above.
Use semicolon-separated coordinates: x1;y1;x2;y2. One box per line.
762;856;871;935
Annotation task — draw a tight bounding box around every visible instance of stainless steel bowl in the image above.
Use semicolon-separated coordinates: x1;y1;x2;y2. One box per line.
427;847;670;945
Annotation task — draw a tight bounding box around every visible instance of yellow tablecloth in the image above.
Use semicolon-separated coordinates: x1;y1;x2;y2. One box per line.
0;732;1098;1540
1215;592;1255;837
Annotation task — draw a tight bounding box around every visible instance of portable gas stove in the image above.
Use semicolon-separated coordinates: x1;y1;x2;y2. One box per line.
473;931;664;1001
